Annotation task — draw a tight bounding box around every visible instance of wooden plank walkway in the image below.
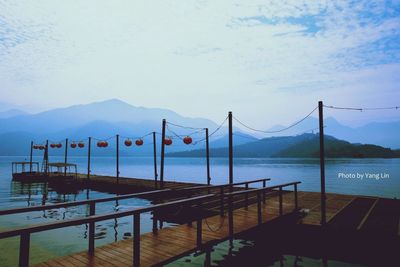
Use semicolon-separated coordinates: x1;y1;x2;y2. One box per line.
33;191;361;267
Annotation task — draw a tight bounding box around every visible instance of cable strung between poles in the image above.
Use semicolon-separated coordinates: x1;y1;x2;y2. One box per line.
323;105;400;111
233;106;318;134
192;115;229;145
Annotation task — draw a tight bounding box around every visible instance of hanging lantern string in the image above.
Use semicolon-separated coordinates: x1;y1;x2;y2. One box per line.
120;132;154;141
166;121;205;130
232;106;318;134
91;135;116;142
192;115;229;145
166;125;185;141
323;105;400;111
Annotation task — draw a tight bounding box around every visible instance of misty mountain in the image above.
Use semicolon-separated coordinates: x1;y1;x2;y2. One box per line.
264;117;400;149
168;134;316;158
0;99;219;135
0;109;28;119
168;133;400;158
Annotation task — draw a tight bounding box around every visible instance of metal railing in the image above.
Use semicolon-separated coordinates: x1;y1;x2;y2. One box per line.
0;194;215;267
0;179;300;267
223;181;301;242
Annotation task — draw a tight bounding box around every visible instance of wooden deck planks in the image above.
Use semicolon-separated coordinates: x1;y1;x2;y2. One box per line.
33;192;373;267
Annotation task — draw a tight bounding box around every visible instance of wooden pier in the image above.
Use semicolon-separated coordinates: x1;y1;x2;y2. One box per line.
1;176;399;266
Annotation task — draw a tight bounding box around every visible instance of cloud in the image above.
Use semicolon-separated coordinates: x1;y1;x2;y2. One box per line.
0;0;399;128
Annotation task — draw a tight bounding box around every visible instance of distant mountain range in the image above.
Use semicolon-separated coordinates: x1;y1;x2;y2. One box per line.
167;133;400;158
264;117;400;149
0;99;398;157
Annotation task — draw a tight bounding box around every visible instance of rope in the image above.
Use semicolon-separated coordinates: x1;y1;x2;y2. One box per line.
323;105;400;111
233;106;318;134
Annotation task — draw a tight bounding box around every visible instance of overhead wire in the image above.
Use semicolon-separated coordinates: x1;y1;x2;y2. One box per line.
323;105;400;111
233;106;318;134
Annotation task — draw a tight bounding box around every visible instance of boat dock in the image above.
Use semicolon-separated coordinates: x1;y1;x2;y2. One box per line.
1;176;399;266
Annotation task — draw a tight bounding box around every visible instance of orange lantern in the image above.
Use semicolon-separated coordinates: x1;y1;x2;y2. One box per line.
78;142;85;148
164;138;172;146
50;143;56;148
125;139;132;147
135;139;144;146
183;136;192;145
56;143;62;148
71;143;77;148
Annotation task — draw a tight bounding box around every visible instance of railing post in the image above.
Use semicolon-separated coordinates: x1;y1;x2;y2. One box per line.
152;211;158;234
19;232;30;267
88;202;96;255
294;183;298;210
152;132;158;189
262;179;266;203
220;187;224;216
228;194;234;244
279;187;283;216
245;183;249;209
257;192;262;225
29;141;33;173
133;213;140;267
196;218;202;250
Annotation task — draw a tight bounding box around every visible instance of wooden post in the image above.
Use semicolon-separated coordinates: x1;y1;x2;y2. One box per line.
245;183;249;208
205;128;211;185
160;119;166;189
44;140;49;174
197;218;202;249
88;202;95;255
319;101;327;226
262;179;266;203
228;112;233;189
257;192;262;225
152;211;158;234
29;141;33;173
64;138;68;176
153;132;158;189
19;232;30;267
279;187;283;216
133;213;140;267
294;183;298;210
220;187;224;216
87;137;91;180
116;134;120;183
228;194;234;244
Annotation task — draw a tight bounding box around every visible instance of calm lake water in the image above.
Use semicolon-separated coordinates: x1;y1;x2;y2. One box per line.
0;155;399;266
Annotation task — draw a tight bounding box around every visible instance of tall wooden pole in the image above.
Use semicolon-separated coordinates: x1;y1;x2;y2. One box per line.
44;140;49;174
153;132;158;189
116;134;120;183
29;141;33;173
87;137;91;180
205;128;211;185
319;101;327;226
160;119;166;189
228;112;233;188
64;138;68;176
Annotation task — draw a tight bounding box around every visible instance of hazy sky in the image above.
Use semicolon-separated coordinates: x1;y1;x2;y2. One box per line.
0;0;399;128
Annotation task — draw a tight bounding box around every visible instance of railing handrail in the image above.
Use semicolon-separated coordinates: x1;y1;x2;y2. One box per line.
0;188;171;216
224;181;301;197
0;194;215;239
0;178;271;216
179;178;271;191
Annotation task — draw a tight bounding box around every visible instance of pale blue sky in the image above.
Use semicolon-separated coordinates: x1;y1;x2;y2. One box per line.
0;0;399;128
